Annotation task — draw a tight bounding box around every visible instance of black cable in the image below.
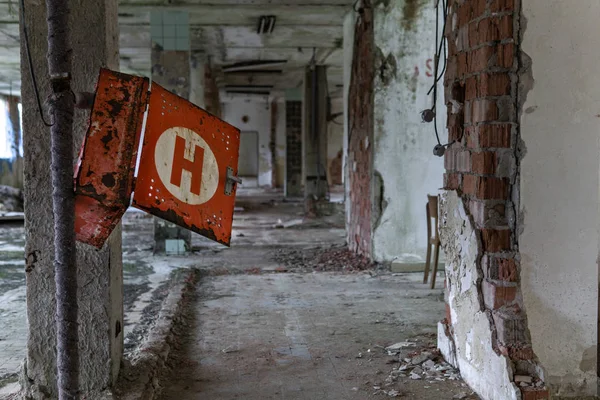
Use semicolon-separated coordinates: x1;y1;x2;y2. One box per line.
427;0;448;97
19;0;53;127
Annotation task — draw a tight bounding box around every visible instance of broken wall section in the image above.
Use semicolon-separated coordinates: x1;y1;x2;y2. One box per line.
439;0;548;399
371;0;445;265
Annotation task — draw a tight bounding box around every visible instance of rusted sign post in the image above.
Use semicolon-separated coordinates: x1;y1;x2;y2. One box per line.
75;68;241;248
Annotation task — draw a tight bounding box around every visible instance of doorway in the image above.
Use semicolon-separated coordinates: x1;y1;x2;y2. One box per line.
238;131;259;187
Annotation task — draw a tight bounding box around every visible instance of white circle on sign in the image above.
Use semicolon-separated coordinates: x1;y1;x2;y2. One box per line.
154;127;219;205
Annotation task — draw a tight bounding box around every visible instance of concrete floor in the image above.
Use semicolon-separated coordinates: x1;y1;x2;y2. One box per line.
158;272;477;400
0;187;476;399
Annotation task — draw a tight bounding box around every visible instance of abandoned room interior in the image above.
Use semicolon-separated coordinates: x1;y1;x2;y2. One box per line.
0;0;598;399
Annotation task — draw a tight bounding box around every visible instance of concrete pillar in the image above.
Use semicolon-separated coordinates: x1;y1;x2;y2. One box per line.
284;98;302;197
150;10;192;253
189;51;205;109
302;65;328;215
20;0;123;397
274;95;286;189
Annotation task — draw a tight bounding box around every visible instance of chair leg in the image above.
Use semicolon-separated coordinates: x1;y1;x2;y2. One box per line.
430;242;441;290
423;243;432;284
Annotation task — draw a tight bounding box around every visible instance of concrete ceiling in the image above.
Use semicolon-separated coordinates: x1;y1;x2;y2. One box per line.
0;0;353;97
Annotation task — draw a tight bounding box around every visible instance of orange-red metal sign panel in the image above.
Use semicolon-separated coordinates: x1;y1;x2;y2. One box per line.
132;83;241;246
74;69;149;248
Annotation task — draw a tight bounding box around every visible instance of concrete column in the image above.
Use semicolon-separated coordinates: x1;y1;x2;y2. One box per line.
150;10;192;253
20;0;123;397
189;51;205;109
284;98;302;197
274;95;286;189
302;65;328;215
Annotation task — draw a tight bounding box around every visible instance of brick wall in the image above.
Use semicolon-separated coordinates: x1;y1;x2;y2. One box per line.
285;101;302;197
443;0;547;398
347;1;374;257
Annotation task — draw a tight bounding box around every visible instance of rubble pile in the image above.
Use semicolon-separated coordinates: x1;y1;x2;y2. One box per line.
382;343;461;384
365;340;479;398
271;244;379;272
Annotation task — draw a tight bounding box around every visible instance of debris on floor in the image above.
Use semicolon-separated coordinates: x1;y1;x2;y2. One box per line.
271;244;380;272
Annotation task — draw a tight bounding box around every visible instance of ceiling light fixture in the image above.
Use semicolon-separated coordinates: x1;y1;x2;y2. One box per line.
257;16;276;34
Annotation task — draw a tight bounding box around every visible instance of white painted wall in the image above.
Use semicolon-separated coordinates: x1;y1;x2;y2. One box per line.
221;94;272;187
372;0;445;263
520;1;600;396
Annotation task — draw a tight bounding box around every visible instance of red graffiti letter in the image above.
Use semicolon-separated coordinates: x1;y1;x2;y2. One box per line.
426;59;433;77
170;135;205;196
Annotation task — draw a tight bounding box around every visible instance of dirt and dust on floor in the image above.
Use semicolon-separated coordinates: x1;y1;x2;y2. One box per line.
0;186;480;399
142;188;480;399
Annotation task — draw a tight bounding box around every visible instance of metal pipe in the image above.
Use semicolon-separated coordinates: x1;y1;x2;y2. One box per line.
45;0;79;397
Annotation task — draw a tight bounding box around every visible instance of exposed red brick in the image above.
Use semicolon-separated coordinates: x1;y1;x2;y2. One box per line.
521;387;550;400
457;52;468;78
509;346;535;360
479;73;511;97
490;0;515;13
486;257;518;282
456;150;471;172
465;76;478;101
498;43;515;68
476;176;508;199
462;174;477;195
479;124;512;148
481;228;511;252
470;200;507;228
472;99;499;123
493;312;529;345
469;15;513;47
444;173;460;190
482;280;517;309
471;151;497;174
468;46;494;73
465;126;478;148
444;148;456;171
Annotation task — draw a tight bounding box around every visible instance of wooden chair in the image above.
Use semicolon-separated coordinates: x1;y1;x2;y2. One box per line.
423;195;441;289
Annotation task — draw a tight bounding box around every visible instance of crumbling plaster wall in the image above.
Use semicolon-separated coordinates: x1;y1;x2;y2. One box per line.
519;1;600;396
438;0;551;399
439;191;519;400
372;0;445;263
221;94;273;187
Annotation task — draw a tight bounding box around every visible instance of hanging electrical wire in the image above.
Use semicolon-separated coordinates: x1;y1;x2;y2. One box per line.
421;0;453;156
19;0;53;127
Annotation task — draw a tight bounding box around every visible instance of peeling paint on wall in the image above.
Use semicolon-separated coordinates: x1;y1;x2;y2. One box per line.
439;191;520;400
371;0;445;263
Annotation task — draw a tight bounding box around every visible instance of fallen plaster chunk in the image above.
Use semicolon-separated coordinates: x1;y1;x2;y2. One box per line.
410;372;422;380
410;351;433;365
453;391;469;399
385;342;416;354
